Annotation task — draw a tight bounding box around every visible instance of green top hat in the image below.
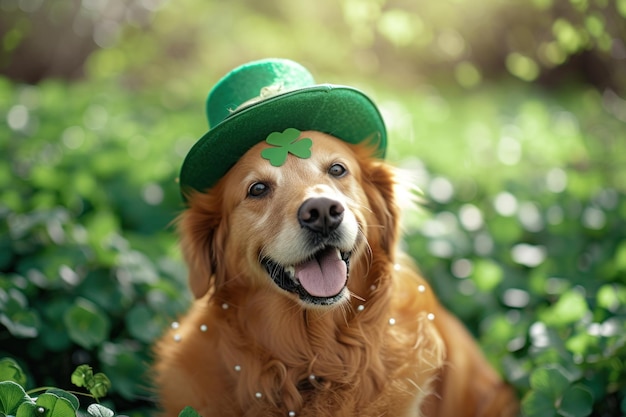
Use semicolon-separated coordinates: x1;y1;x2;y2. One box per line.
179;58;387;197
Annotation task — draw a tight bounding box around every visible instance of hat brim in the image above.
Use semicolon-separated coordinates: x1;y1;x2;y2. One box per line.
180;84;386;195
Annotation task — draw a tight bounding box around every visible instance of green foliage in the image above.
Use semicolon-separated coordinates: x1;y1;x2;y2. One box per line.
177;406;201;417
71;365;111;401
18;392;77;417
391;82;625;415
0;359;116;417
1;72;624;416
0;358;27;387
0;381;30;416
3;0;624;93
0;77;191;413
522;365;594;417
87;404;115;417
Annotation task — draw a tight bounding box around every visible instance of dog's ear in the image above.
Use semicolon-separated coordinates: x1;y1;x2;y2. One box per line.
177;188;227;299
359;156;400;255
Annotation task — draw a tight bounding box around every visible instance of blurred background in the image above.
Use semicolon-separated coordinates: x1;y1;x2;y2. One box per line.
1;0;625;416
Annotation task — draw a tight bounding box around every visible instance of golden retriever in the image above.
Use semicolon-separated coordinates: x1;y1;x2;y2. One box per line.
153;131;519;416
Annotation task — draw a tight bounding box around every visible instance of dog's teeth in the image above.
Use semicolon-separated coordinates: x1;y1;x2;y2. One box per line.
285;266;295;277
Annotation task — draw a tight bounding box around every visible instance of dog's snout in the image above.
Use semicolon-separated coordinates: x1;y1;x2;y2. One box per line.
298;197;345;235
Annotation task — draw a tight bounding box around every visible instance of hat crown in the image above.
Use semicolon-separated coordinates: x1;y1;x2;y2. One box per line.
207;59;316;128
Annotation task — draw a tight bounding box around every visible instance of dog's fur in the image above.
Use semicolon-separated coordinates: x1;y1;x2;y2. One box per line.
153;131;519;416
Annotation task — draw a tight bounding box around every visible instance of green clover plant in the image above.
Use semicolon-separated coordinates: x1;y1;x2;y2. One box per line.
0;358;114;417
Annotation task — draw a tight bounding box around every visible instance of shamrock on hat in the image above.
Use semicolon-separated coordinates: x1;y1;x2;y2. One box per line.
261;128;313;167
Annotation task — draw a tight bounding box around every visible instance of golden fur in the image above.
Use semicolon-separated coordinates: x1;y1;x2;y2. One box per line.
153;131;519;416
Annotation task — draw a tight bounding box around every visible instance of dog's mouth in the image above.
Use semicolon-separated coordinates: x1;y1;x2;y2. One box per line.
261;247;351;306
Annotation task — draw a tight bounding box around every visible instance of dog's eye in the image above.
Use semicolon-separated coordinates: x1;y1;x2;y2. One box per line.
248;182;270;198
328;163;347;178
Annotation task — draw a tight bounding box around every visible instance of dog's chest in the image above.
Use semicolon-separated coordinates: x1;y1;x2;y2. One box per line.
214;311;444;417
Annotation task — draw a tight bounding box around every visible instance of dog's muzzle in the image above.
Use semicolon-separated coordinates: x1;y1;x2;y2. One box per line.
262;197;353;306
262;247;351;306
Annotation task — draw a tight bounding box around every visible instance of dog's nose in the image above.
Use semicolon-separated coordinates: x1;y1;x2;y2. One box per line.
298;197;345;235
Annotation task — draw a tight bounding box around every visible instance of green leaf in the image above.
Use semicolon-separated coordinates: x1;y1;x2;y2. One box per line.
39;299;72;351
0;358;27;387
564;331;595;356
178;406;202;417
0;288;41;338
0;308;40;338
125;304;169;343
97;342;147;401
471;259;503;291
529;364;571;401
44;390;79;412
558;385;593;417
0;230;14;270
77;270;129;313
505;53;540;82
88;373;111;400
16;401;39;417
552;18;582;53
70;365;93;388
596;284;626;312
617;0;626;18
584;14;604;38
63;298;110;349
540;290;589;326
32;392;77;417
0;380;31;416
521;390;557;417
86;403;114;417
70;365;109;400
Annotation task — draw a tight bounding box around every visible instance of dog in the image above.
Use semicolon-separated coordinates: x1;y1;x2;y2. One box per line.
153;130;519;416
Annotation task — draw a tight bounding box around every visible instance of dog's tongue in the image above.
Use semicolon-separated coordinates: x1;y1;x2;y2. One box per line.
295;248;347;297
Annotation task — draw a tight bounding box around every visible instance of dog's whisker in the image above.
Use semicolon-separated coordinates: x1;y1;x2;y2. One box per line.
350;292;366;302
405;377;429;396
356;228;374;278
345;197;374;215
340;303;351;326
285;300;304;316
258;244;271;263
362;224;385;230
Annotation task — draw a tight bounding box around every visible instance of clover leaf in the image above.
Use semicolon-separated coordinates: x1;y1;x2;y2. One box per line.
261;128;312;167
0;358;27;387
70;364;111;401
